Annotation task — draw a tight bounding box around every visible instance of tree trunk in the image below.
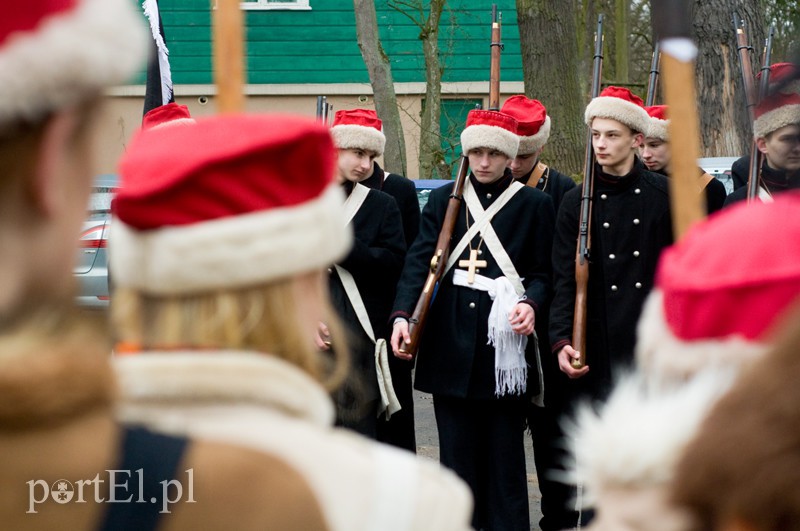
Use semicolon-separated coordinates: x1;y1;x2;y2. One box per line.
417;0;445;181
517;0;584;176
692;0;765;157
353;0;407;176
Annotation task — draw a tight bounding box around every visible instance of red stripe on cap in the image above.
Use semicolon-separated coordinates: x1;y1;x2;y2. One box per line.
657;191;800;341
0;0;76;45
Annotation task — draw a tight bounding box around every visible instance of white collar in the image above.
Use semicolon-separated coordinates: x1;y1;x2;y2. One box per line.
113;350;335;427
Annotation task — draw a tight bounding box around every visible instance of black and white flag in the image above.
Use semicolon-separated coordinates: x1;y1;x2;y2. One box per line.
142;0;174;117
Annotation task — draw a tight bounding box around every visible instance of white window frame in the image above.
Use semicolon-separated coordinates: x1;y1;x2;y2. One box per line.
240;0;311;10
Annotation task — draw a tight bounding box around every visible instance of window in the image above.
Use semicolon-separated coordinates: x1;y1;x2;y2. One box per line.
240;0;310;10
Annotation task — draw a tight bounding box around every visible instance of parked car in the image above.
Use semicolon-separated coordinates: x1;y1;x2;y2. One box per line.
75;174;118;308
699;156;739;195
414;179;451;211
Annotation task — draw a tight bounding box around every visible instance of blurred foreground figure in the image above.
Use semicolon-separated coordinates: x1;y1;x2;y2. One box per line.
569;191;800;530
110;113;473;531
672;305;800;531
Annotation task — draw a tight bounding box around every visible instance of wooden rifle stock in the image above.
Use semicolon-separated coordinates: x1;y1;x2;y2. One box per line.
746;24;774;202
400;6;501;357
400;158;469;356
645;42;661;107
571;14;604;369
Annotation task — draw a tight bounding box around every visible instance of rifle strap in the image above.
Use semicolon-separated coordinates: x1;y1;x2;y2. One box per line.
524;162;549;191
338;182;401;420
444;178;524;287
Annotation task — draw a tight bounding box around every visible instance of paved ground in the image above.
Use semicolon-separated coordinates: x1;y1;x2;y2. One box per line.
413;388;545;530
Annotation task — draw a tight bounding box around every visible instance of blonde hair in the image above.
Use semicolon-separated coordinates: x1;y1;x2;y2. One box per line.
111;275;349;391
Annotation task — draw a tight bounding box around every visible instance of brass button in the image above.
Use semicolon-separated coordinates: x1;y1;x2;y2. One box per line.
600;194;608;200
634;188;641;194
635;282;642;289
603;222;610;229
609;254;616;260
633;251;640;257
633;218;640;225
469;302;476;309
611;285;618;292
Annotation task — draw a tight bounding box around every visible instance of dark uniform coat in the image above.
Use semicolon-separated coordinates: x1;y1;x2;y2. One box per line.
329;183;406;434
550;159;672;400
362;162;420;247
653;166;727;215
361;163;420;451
725;155;800;206
392;171;555;400
517;164;577;215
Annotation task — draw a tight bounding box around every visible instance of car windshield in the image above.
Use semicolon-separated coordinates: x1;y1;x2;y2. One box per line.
88;186;115;215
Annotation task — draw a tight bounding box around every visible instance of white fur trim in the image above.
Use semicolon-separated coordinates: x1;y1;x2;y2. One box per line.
330;124;386;155
460;124;519;159
114;351;335;427
752;104;800;139
635;291;767;390
109;184;353;295
585;96;650;134
517;115;551;155
0;0;148;124
647;117;669;141
567;369;737;505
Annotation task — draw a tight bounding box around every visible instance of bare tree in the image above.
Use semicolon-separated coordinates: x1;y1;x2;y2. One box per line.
390;0;446;181
691;0;765;157
517;0;584;175
353;0;407;175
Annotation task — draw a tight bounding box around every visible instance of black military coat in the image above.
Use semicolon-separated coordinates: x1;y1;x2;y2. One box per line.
653;166;726;215
549;159;672;400
362;162;421;248
725;155;800;206
517;164;577;215
330;183;406;399
392;171;555;400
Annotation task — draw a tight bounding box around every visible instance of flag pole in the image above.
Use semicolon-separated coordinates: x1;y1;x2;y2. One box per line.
213;0;245;113
651;0;705;240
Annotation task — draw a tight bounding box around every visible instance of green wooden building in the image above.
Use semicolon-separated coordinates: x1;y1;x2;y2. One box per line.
107;0;526;179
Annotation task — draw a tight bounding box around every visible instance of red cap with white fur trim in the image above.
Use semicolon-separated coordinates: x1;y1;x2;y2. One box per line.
460;109;520;159
645;105;669;141
752;91;800;139
585;86;650;135
142;103;196;131
330;108;386;156
111;113;352;295
636;191;800;382
501;95;551;155
0;0;147;125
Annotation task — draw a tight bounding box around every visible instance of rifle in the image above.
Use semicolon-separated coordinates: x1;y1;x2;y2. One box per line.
571;14;604;369
645;42;660;107
315;95;333;125
399;5;502;357
734;13;758;122
746;24;775;202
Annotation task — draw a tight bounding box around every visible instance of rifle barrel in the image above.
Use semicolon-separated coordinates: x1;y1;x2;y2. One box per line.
645;42;661;107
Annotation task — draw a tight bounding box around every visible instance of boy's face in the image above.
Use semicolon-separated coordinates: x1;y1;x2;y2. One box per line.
509;150;541;180
467;147;511;184
336;148;377;183
640;137;671;172
758;124;800;174
591;117;642;174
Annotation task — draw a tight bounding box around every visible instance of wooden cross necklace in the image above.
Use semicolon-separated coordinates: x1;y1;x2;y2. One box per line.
458;206;487;284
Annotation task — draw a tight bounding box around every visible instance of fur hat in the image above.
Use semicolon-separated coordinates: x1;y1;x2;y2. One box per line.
0;0;148;125
111;114;352;295
142;103;196;131
459;109;520;159
645;105;669;141
636;191;800;387
752;91;800;139
758;62;800;95
330;109;386;156
500;95;551;155
585;86;650;135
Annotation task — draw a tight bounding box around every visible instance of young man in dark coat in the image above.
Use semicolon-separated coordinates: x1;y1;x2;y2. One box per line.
502;95;577;213
641;104;727;214
360;147;420;452
322;109;406;439
725;82;800;206
501;94;578;531
392;109;555;531
551;87;673;400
